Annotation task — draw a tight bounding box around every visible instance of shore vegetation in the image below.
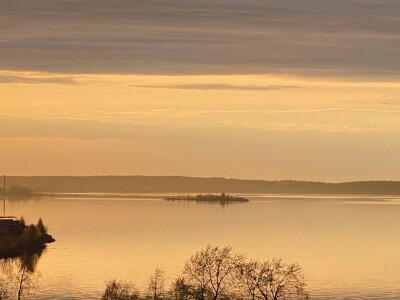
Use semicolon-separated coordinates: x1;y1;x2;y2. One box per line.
0;218;55;259
103;245;309;300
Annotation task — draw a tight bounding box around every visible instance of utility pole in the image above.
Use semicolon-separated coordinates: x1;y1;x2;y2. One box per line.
3;175;5;217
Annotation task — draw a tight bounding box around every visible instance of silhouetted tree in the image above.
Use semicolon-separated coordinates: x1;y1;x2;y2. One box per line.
148;267;165;300
237;260;259;300
36;218;47;236
182;245;244;300
182;247;212;300
102;246;310;300
170;276;192;300
102;280;139;300
239;258;309;300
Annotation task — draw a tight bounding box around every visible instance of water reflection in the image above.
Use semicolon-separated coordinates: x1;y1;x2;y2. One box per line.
4;195;400;299
0;248;45;299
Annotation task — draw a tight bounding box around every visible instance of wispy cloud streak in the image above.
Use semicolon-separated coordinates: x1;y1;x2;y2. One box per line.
131;83;298;91
0;74;76;85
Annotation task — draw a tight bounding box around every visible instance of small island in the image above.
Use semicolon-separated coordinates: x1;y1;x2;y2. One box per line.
0;217;55;259
165;193;249;203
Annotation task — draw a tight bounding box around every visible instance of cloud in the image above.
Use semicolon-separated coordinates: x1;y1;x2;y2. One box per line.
131;83;298;91
0;74;76;85
1;0;400;78
382;101;400;106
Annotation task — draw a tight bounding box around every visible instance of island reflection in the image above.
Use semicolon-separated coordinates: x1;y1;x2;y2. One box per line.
0;248;45;300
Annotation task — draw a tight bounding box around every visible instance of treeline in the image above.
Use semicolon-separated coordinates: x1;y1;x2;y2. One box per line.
102;245;309;300
5;176;400;195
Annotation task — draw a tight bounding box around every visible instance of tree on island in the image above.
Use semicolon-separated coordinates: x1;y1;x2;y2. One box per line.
0;218;54;259
165;194;248;203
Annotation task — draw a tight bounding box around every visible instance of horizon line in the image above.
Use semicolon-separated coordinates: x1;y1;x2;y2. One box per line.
4;174;400;184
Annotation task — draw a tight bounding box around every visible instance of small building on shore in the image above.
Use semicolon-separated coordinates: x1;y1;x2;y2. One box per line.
0;217;20;234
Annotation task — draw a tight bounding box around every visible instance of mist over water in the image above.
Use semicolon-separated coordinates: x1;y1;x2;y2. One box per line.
3;194;400;299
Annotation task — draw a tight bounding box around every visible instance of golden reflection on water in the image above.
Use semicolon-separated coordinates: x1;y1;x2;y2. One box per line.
3;195;400;299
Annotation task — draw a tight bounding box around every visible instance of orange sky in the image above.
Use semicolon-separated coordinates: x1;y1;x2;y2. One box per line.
1;72;400;181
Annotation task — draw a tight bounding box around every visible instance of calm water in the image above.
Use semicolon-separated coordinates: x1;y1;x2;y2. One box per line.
2;194;400;299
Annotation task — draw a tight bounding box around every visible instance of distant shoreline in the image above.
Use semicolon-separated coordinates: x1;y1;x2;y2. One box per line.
4;176;400;195
5;192;400;200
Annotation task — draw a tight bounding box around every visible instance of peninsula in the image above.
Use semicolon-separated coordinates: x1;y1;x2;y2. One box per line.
0;218;55;259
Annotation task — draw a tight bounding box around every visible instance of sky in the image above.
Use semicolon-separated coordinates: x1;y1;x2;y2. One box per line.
1;0;400;181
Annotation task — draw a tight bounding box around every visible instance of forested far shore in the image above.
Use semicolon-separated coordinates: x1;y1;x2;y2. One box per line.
4;176;400;195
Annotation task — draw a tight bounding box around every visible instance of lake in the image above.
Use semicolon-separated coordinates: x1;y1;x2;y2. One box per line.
2;194;400;299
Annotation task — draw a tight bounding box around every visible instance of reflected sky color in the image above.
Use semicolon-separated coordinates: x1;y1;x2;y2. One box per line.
3;195;400;299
